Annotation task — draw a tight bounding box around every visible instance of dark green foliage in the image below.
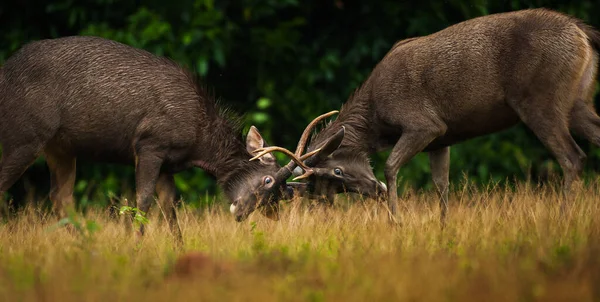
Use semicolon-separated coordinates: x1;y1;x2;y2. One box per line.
1;0;599;208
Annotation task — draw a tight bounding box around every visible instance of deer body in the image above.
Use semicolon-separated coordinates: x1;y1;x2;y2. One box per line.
369;9;596;152
0;36;299;241
286;8;600;223
1;37;202;167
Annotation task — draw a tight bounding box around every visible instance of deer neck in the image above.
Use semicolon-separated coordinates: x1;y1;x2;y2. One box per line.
334;89;376;154
192;119;253;182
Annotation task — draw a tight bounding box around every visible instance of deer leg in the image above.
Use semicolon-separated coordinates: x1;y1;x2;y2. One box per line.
134;149;165;237
0;145;43;215
569;99;600;147
384;126;445;223
428;146;450;227
45;150;77;218
510;100;585;207
156;173;183;246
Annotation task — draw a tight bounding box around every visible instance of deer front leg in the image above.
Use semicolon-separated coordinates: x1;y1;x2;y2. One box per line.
428;146;450;227
384;126;445;223
134;149;165;238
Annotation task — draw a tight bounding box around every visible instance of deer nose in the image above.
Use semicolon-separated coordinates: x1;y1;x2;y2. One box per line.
378;181;387;192
375;180;387;197
230;199;239;215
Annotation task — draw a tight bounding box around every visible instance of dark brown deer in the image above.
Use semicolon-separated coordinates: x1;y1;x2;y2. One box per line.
0;36;337;241
253;8;600;223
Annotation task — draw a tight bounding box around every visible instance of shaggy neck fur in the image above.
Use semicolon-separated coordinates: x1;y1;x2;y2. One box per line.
189;81;263;193
310;82;376;156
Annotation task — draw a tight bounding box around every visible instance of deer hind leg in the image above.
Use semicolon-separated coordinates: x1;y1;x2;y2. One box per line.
509;98;585;209
45;149;77;218
569;99;600;199
570;49;599;144
428;146;450;227
0;144;44;217
156;173;183;247
569;99;600;147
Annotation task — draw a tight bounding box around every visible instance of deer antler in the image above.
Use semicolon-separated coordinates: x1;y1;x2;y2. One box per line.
251;146;321;166
294;110;339;157
250;146;316;171
251;110;339;181
299;148;321;161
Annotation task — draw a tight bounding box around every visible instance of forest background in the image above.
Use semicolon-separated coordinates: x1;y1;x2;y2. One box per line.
1;0;598;209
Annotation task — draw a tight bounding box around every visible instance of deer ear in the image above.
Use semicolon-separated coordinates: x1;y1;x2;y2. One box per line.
320;126;345;157
304;126;345;166
246;126;276;165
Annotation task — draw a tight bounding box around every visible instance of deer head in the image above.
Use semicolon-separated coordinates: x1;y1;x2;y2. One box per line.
232;111;341;221
251;114;386;203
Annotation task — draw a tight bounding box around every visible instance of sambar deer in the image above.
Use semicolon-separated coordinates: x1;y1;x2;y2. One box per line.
253;8;600;223
0;36;337;242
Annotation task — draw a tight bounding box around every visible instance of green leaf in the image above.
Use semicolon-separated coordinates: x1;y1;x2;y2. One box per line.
197;59;209;76
213;47;226;67
252;112;269;124
119;206;134;215
182;33;193;46
257;97;271;109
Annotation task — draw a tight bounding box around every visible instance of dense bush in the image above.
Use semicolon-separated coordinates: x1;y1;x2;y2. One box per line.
1;0;599;209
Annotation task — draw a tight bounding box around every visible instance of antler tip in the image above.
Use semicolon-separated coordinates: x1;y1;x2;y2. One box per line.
249;150;270;161
292;170;314;181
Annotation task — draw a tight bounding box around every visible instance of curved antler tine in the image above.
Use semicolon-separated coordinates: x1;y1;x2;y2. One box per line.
299;148;321;161
249;111;338;184
249;146;312;171
251;147;266;154
249;150;271;161
251;146;319;159
292;169;314;181
294;110;339;157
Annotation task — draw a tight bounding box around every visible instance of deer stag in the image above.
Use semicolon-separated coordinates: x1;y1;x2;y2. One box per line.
257;8;600;223
0;36;339;242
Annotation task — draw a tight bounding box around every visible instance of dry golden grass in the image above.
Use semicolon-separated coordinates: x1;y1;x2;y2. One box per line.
1;180;600;301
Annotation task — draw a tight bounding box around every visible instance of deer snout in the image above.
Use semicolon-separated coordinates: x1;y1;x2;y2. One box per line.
231;199;252;222
230;200;238;215
369;179;388;199
377;181;387;194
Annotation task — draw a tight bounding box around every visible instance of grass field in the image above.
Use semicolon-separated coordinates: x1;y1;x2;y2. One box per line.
1;179;600;302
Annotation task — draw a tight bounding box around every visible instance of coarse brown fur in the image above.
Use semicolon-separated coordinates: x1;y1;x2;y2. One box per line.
0;36;288;242
302;8;600;223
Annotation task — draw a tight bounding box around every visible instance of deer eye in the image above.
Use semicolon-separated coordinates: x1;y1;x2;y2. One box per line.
263;176;273;185
333;168;343;176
